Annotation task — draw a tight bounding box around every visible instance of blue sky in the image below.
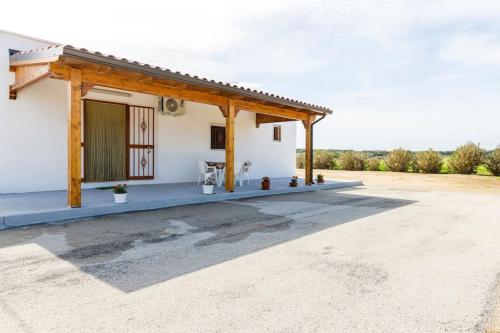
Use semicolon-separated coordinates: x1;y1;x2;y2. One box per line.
2;0;499;150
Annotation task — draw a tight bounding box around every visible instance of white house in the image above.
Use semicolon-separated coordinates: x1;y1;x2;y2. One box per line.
1;30;331;207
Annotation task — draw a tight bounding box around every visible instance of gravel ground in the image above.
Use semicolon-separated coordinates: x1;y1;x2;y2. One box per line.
1;176;499;332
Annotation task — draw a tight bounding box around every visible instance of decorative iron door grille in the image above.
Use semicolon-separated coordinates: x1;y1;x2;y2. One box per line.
127;105;154;179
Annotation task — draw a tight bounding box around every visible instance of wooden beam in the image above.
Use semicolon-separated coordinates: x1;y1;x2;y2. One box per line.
68;68;82;207
219;105;240;118
50;64;229;107
81;82;94;97
9;64;51;99
235;99;309;121
303;117;312;185
225;99;235;192
49;64;314;121
256;113;296;128
218;105;228;118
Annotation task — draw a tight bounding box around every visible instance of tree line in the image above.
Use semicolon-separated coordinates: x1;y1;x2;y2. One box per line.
296;143;500;176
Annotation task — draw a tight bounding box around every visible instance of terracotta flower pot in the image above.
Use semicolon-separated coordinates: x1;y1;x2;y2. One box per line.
289;182;298;187
261;181;270;190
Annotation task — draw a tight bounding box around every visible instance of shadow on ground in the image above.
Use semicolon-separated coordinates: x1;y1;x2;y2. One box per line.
0;189;416;293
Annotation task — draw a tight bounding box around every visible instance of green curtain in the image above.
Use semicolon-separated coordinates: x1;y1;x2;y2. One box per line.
84;100;126;182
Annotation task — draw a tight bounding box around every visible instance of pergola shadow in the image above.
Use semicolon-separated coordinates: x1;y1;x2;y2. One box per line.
0;189;416;293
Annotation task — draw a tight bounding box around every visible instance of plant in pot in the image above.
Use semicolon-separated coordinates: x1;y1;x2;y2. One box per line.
289;176;298;187
316;174;325;184
261;177;270;190
113;184;128;204
202;175;216;195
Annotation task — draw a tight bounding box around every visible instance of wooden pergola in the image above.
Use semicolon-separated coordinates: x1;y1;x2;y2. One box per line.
9;45;331;208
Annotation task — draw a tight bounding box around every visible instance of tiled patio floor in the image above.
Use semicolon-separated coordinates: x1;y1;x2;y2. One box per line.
0;177;362;228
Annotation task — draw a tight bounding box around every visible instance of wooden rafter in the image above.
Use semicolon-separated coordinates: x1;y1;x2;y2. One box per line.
235;99;309;121
256;114;296;128
9;64;51;99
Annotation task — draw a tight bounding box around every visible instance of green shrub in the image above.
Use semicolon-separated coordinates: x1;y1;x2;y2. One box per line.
449;142;485;174
338;151;366;171
408;156;419;173
313;150;337;170
440;157;451;174
385;148;413;172
415;149;442;173
366;158;381;171
484;147;500;176
379;160;390;171
296;152;305;169
296;150;337;170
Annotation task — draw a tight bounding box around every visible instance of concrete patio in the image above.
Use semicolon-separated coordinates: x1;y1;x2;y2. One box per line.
0;177;361;228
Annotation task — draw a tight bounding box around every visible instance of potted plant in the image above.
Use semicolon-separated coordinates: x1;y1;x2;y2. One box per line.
202;176;216;195
261;177;270;190
289;176;298;187
113;184;128;204
316;174;325;184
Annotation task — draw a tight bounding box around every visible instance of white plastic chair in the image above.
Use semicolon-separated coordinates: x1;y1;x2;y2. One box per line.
234;161;243;186
197;160;218;186
241;161;251;185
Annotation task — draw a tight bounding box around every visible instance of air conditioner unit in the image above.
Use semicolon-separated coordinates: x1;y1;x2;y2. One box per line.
158;97;186;116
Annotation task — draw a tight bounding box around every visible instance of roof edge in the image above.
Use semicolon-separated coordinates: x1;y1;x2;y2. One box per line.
9;44;333;114
62;46;332;114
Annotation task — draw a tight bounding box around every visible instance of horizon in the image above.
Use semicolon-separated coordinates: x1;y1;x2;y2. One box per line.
1;0;499;150
295;146;494;153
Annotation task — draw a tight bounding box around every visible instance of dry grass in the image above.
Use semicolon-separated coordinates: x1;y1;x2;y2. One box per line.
297;169;500;195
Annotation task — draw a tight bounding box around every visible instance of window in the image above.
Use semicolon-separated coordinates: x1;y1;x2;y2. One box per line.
273;125;282;142
211;125;226;149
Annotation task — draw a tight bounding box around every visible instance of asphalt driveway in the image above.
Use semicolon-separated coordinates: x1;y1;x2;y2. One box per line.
1;184;499;332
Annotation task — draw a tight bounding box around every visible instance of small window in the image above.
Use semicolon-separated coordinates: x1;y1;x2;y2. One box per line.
211;125;226;149
273;125;281;142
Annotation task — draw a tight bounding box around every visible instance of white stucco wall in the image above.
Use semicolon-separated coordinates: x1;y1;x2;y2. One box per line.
0;31;68;193
0;31;297;193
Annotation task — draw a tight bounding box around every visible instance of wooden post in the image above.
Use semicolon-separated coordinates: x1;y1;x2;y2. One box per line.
225;99;235;192
303;118;313;185
68;68;82;207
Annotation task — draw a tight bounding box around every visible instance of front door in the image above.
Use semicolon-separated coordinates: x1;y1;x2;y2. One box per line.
84;100;127;182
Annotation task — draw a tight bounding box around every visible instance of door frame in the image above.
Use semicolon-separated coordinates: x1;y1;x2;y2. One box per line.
82;99;155;182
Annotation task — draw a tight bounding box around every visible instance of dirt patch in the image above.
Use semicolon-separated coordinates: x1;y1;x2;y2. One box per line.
297;169;500;194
